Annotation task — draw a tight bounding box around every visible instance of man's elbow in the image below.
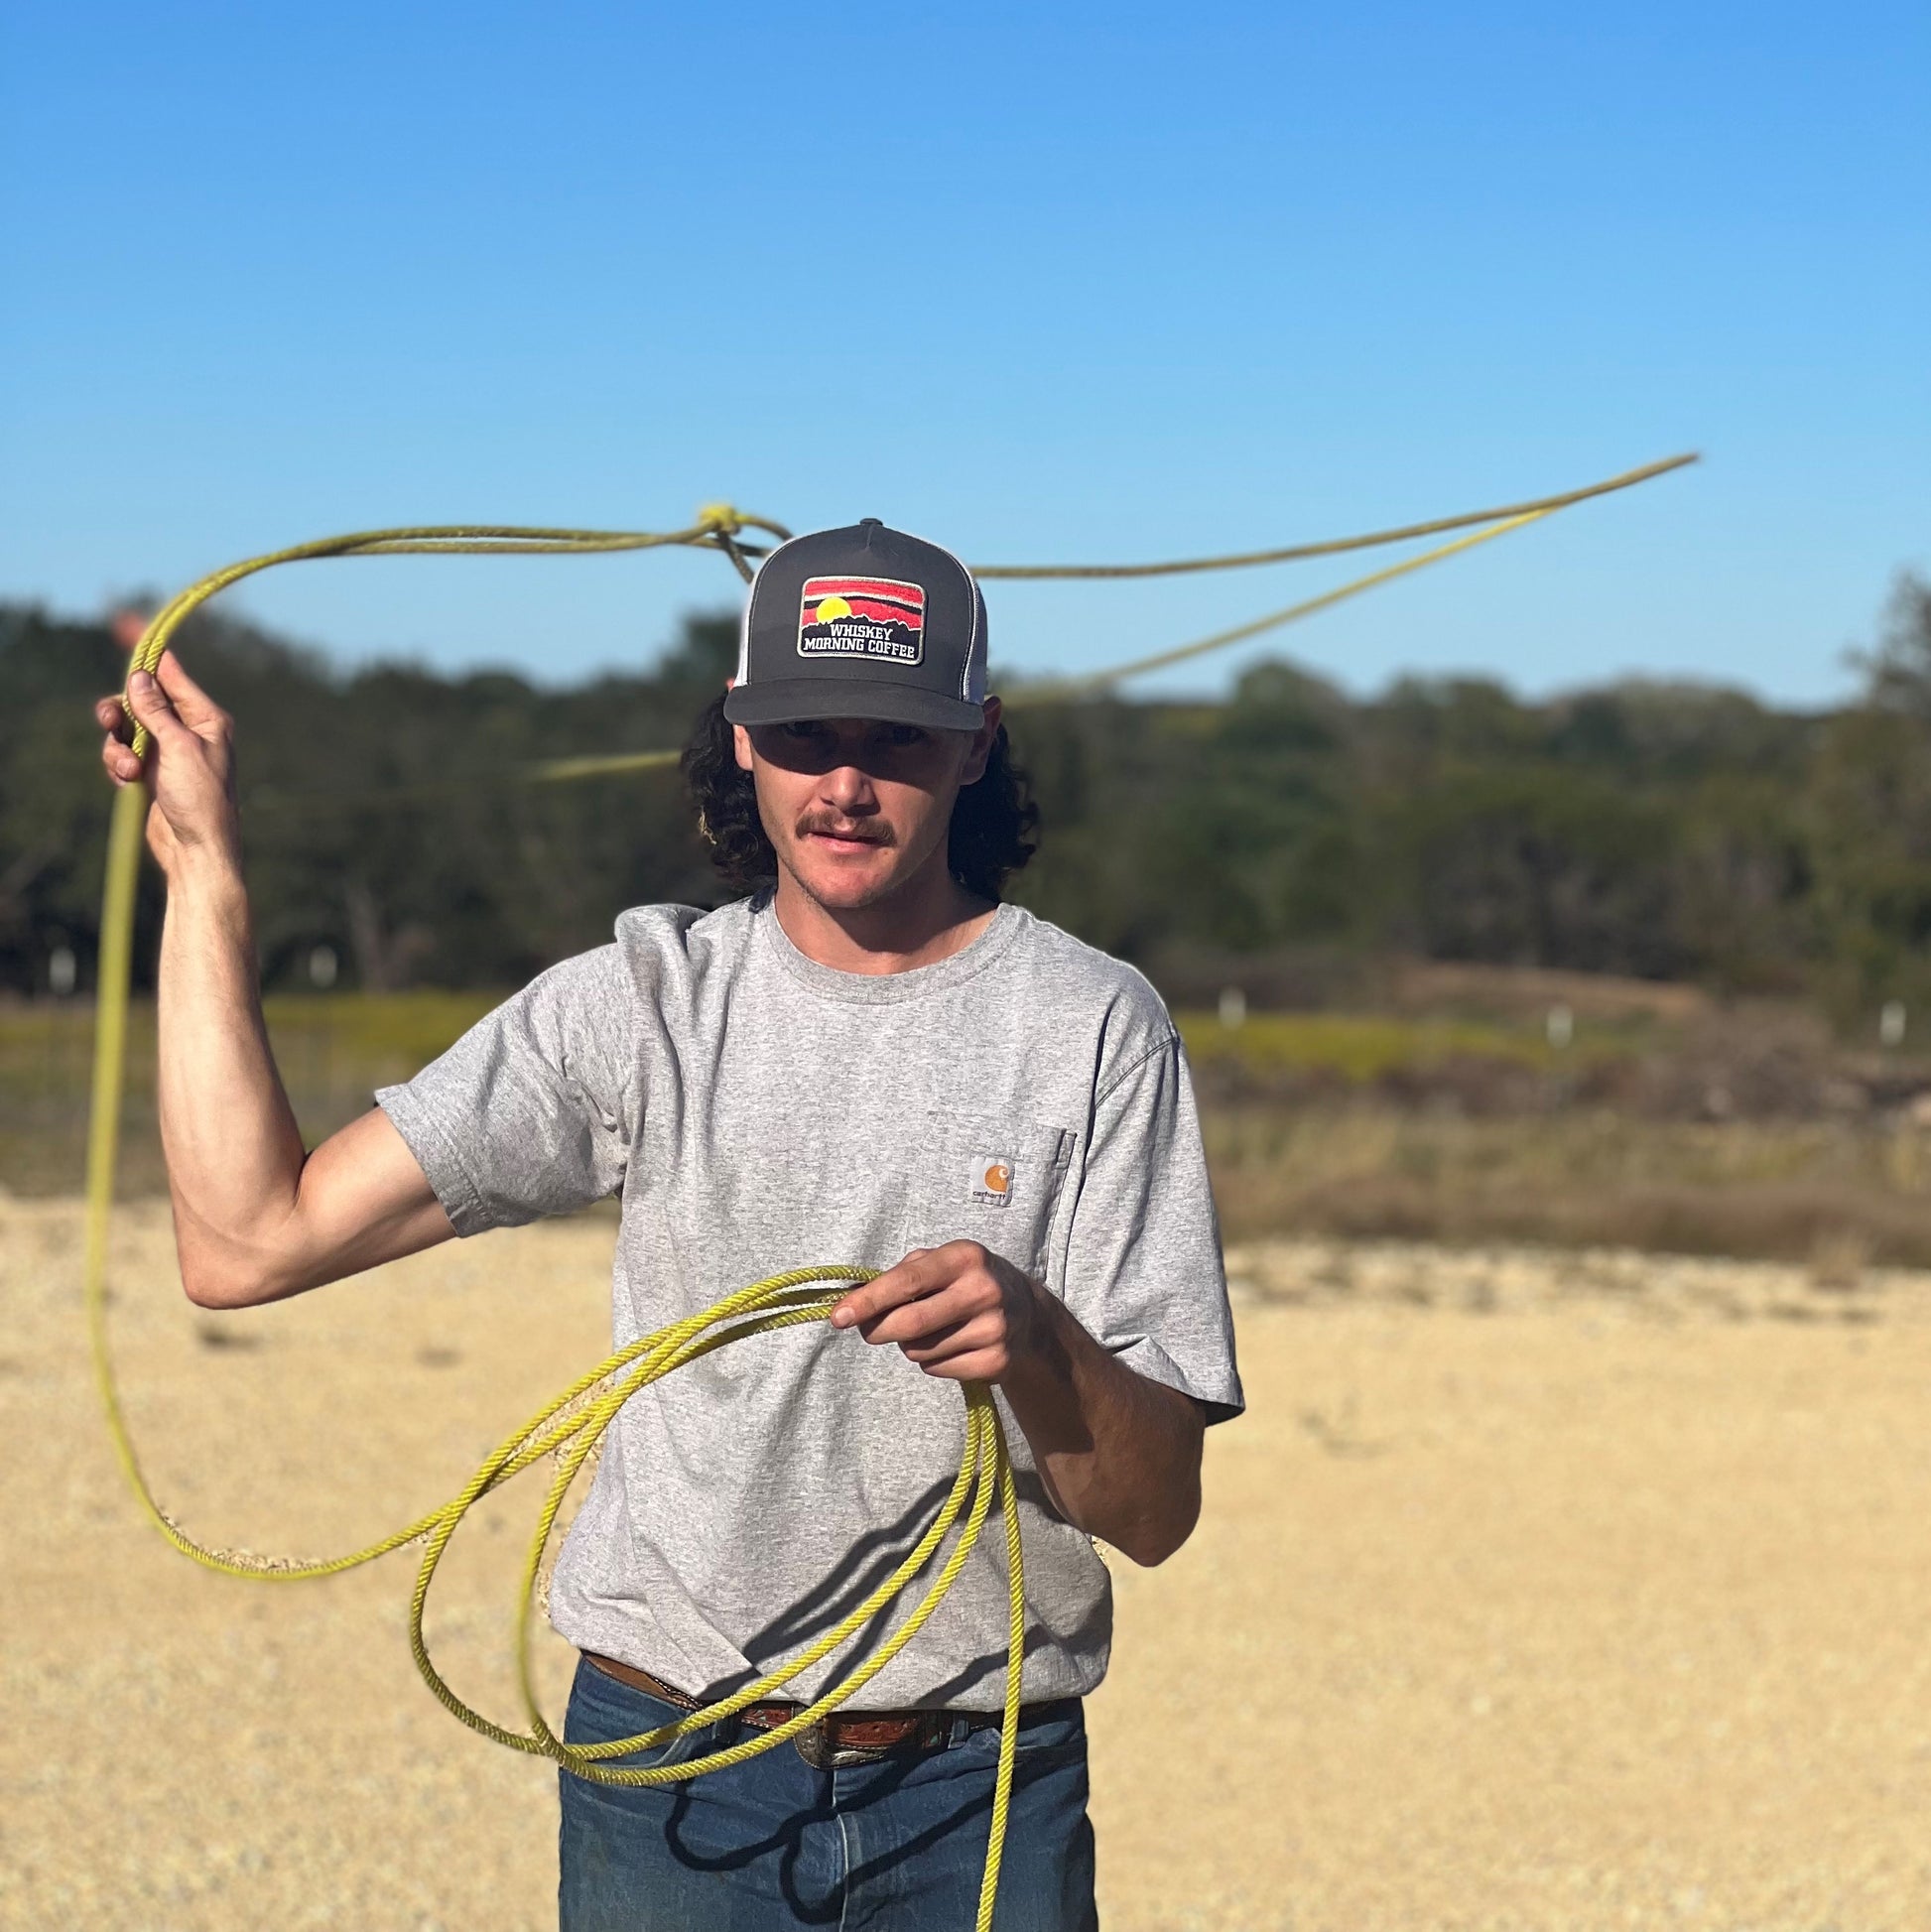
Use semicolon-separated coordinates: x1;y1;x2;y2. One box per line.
1113;1479;1203;1569
1118;1396;1207;1566
181;1258;271;1310
178;1236;294;1310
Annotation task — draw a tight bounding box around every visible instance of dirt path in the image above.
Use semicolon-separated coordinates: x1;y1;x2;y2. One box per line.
5;1203;1930;1929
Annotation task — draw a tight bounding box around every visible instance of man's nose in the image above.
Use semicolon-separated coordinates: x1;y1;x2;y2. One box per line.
821;763;875;811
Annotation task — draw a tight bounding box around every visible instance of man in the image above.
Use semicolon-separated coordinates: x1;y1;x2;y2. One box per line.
97;517;1243;1930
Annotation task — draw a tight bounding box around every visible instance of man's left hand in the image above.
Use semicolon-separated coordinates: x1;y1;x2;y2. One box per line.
830;1241;1042;1383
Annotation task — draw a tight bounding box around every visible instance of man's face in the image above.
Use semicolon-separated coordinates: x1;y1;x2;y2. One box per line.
733;706;1000;912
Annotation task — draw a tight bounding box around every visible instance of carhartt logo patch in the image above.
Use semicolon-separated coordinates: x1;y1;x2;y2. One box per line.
969;1156;1015;1206
798;576;926;666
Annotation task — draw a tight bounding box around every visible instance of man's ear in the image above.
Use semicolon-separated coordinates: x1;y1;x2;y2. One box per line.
732;720;755;774
960;696;1002;786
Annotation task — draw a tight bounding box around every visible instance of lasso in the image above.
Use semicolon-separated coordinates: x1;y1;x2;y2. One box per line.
83;454;1695;1927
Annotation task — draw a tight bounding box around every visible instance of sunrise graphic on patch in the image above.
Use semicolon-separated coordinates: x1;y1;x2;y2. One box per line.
798;575;927;665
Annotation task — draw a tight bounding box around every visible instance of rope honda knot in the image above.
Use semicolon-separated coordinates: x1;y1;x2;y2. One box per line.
695;502;745;538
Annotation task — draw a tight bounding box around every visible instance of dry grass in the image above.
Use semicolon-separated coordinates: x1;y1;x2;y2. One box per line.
1204;1102;1931;1269
15;986;1931;1273
0;992;497;1197
1179;1010;1589;1083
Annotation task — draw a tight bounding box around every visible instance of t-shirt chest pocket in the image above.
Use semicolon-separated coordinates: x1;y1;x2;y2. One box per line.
899;1111;1079;1288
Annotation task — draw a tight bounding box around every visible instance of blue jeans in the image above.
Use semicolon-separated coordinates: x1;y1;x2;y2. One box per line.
558;1656;1097;1930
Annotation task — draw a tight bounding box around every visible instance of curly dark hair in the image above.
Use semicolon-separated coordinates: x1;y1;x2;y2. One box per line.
681;692;1040;901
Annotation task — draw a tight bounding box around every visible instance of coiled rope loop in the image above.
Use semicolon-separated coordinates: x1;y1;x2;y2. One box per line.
86;1247;1029;1929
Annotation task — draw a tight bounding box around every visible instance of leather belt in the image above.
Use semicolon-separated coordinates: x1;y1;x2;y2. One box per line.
584;1652;1009;1770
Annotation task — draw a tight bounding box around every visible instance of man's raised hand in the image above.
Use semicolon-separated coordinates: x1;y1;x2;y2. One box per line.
831;1241;1045;1384
96;652;241;877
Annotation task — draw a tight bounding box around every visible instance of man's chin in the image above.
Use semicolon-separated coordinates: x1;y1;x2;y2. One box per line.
784;849;907;912
800;875;902;913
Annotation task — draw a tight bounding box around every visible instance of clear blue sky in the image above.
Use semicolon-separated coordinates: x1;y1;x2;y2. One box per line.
4;1;1925;706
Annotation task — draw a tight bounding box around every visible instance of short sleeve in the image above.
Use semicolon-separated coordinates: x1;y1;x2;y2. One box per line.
1059;1034;1243;1422
375;947;635;1235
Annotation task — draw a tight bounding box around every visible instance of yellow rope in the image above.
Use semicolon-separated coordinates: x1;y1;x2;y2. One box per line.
507;511;1554;785
83;1222;1026;1924
115;510;793;762
1012;506;1557;700
85;459;1694;1923
504;456;1697;779
520;513;1556;782
968;451;1697;579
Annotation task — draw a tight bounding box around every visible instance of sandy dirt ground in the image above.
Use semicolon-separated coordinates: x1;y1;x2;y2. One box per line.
6;1200;1931;1931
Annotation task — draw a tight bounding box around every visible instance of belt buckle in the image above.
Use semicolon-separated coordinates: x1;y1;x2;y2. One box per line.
792;1722;851;1770
792;1715;938;1771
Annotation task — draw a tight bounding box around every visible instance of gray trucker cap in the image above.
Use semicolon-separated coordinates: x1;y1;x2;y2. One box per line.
722;518;989;731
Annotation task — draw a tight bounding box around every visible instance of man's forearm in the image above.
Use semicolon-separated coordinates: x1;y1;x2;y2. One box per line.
1000;1291;1205;1567
832;1243;1210;1565
156;850;311;1300
102;657;453;1309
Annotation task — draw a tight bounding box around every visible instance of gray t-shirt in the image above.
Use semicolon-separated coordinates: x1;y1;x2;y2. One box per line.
377;895;1241;1709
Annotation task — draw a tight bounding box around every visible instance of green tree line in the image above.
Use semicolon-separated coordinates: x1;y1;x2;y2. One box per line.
3;577;1928;1013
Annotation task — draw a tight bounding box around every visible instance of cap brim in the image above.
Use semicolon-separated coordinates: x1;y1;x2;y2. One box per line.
723;680;986;731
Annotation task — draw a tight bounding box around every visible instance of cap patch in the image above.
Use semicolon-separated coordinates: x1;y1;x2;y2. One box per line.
798;576;926;666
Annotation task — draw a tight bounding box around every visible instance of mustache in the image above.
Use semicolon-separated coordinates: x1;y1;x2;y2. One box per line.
795;812;894;846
